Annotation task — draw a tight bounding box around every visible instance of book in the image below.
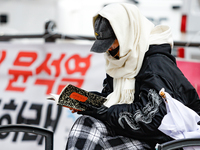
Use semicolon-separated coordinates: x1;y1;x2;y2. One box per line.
47;84;107;111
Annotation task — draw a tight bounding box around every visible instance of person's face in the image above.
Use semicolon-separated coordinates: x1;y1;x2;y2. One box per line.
108;39;119;51
107;39;119;58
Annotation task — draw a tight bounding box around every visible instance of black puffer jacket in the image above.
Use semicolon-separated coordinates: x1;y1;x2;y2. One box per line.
96;44;200;149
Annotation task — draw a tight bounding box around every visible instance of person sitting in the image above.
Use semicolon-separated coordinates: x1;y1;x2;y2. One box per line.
66;3;200;150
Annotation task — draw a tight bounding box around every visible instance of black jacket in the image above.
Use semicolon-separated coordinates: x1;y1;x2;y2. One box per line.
96;44;200;149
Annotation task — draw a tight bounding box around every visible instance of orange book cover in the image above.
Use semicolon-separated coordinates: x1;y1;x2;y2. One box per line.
47;84;107;111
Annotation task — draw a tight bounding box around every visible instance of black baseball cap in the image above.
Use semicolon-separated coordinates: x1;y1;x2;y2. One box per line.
90;16;116;53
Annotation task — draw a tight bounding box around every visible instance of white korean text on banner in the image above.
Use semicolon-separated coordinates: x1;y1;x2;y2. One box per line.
0;42;106;150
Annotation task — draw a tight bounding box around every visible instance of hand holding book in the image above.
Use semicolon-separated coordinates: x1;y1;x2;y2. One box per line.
78;101;108;122
47;84;107;112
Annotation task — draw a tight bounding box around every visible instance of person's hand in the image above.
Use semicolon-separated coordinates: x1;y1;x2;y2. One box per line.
69;107;78;113
63;106;79;113
77;102;108;122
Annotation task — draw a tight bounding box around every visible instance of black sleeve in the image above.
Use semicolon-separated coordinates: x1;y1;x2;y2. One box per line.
105;73;174;144
90;74;113;97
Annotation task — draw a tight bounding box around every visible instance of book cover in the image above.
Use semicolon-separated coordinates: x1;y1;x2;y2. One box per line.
47;84;107;111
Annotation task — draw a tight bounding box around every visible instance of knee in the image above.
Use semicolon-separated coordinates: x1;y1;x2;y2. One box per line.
72;115;107;134
74;115;99;127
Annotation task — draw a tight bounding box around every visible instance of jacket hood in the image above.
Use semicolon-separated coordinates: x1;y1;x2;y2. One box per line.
146;44;176;64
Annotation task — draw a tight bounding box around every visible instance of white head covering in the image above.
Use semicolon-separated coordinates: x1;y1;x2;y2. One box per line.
92;3;173;107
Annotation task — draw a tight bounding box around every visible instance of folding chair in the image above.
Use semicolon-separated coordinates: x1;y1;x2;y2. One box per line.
0;124;53;150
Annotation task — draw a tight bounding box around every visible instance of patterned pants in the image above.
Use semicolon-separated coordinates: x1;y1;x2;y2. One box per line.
66;115;151;150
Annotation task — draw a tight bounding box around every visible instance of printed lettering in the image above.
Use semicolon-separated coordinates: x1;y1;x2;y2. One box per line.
20;103;43;142
0;50;6;64
16;102;42;125
51;53;65;77
65;54;92;75
34;79;55;94
0;99;63;145
36;53;51;75
6;70;32;92
0;114;12;139
13;51;37;67
0;48;94;147
3;99;17;110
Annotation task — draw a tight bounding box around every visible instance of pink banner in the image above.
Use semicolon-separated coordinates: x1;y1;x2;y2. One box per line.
177;60;200;96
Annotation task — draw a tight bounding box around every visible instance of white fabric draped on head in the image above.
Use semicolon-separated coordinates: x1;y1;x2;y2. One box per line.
92;3;173;107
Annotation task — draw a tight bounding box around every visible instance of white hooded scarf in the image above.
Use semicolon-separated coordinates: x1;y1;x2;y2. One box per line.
92;3;173;107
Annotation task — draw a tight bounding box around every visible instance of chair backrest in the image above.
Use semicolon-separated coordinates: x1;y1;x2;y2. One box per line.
156;138;200;150
0;124;53;150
